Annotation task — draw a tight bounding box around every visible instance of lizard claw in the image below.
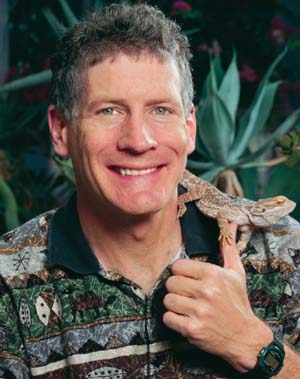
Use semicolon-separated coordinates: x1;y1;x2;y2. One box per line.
177;204;187;219
218;232;233;247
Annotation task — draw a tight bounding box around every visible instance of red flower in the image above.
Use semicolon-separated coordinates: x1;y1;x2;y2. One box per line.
270;17;298;45
208;40;222;55
239;64;257;82
197;43;209;52
293;82;300;97
197;41;222;55
172;1;192;13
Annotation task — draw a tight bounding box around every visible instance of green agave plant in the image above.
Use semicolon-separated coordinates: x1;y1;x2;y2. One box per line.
0;178;19;230
1;1;300;228
0;0;83;94
188;47;300;183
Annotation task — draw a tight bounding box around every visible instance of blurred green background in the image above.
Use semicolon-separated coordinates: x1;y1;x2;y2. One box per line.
0;0;299;233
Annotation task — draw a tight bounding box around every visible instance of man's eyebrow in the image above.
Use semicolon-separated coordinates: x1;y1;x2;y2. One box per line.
85;98;127;111
86;97;180;110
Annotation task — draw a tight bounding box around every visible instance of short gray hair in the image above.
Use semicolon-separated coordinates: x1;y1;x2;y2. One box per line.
49;3;194;122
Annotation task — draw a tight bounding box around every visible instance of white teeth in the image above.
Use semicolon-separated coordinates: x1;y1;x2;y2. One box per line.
119;167;157;176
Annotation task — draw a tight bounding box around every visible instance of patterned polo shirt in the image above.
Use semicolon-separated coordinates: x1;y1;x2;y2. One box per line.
0;189;300;379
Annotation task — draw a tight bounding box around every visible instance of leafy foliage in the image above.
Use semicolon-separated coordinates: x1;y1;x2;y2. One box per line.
189;49;300;181
0;0;299;233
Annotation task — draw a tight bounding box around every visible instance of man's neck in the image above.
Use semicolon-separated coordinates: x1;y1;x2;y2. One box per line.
76;196;183;294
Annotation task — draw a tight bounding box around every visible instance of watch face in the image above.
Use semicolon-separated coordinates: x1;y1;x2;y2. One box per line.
264;349;282;372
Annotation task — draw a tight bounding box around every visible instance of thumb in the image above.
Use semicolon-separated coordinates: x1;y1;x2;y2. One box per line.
220;222;245;278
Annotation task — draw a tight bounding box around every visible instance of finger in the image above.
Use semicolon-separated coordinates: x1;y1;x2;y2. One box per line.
163;292;197;316
165;275;203;298
220;222;245;278
170;259;219;280
163;311;188;335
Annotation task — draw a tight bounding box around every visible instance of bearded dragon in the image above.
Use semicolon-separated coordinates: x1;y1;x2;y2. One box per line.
178;169;296;252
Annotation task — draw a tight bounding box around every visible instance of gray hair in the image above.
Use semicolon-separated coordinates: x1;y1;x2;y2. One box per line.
49;3;194;122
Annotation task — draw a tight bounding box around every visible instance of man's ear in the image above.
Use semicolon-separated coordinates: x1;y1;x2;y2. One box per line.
48;105;69;158
185;105;197;154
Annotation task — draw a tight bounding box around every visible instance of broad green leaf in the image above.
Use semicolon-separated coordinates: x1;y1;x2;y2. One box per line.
248;46;287;109
42;8;66;37
250;81;281;138
54;156;75;183
218;51;240;124
200;166;224;182
194;130;211;160
239;159;272;169
263;164;300;197
187;159;214;171
231;48;287;158
230;81;281;160
58;0;78;26
193;106;213;160
0;178;19;230
197;93;235;164
211;54;224;87
183;28;201;36
202;57;219;100
202;70;216;100
238;167;258;200
0;70;51;93
94;0;104;11
237;109;300;167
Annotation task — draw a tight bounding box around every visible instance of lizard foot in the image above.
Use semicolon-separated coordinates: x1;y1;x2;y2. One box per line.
177;204;187;218
218;232;233;247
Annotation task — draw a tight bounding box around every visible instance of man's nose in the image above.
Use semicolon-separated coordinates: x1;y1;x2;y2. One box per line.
116;114;158;153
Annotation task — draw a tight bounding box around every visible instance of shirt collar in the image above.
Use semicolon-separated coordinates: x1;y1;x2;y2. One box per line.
48;187;220;274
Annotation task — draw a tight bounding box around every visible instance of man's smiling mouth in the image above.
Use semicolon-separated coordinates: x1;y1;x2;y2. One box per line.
113;167;160;176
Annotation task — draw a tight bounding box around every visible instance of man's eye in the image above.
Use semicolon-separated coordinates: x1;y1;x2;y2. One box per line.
154;107;168;116
101;108;115;115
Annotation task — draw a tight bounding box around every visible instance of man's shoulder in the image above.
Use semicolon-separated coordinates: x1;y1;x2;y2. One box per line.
0;209;56;279
242;212;300;278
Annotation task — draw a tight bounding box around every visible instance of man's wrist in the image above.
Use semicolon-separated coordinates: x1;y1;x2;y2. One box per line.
244;335;285;378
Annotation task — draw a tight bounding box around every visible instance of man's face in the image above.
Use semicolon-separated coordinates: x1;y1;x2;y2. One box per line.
50;53;196;217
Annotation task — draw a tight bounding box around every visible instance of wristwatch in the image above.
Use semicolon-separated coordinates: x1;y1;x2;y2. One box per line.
246;335;285;378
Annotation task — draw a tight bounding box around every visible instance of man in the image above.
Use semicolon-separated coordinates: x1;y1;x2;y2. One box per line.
0;3;300;378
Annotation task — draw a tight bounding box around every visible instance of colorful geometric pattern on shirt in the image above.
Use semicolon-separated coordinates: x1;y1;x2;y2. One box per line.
0;205;300;378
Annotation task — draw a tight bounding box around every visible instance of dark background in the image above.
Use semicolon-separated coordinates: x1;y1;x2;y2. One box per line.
0;0;299;233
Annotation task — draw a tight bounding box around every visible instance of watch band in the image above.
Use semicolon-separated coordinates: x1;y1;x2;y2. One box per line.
245;335;285;378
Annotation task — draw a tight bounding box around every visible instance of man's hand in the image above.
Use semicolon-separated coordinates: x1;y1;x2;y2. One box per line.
163;222;273;372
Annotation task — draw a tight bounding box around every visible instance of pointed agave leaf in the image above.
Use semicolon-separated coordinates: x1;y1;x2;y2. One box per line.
247;46;287;109
200;166;225;182
202;56;219;100
58;0;78;26
230;81;281;161
194;131;211;160
187;159;214;171
231;48;287;158
0;70;51;93
218;51;240;124
211;54;224;87
193;105;211;160
183;28;201;36
197;93;235;165
94;0;104;11
237;108;300;167
54;156;75;183
262;164;300;198
0;178;19;230
42;8;66;37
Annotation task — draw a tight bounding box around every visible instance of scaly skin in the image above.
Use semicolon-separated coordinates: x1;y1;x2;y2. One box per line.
178;170;296;251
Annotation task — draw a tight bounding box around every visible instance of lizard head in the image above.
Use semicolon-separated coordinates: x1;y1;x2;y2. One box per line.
248;196;296;226
248;195;296;226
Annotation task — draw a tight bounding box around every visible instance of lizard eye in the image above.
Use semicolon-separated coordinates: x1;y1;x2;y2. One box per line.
274;196;286;205
253;205;266;213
